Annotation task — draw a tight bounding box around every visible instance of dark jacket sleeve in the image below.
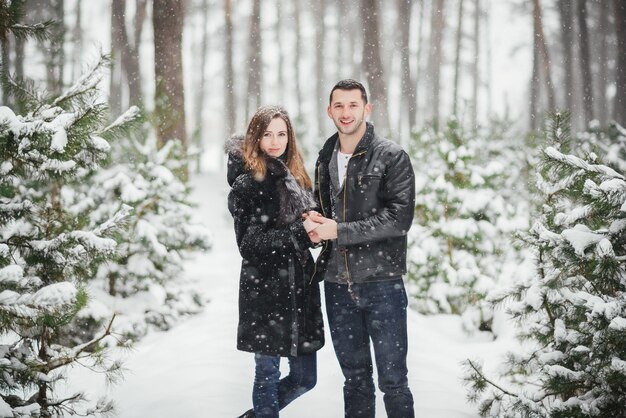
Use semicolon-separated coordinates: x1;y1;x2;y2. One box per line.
228;178;311;260
336;150;415;246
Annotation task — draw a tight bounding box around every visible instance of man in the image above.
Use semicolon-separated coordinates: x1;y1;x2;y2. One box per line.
308;79;415;418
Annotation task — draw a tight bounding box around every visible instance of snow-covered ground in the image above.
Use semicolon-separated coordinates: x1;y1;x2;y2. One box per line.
67;171;518;418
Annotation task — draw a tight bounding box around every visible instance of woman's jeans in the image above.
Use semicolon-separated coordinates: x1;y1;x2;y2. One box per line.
252;352;317;418
325;278;415;418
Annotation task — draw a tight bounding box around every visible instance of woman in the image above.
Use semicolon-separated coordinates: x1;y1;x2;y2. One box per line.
226;105;324;418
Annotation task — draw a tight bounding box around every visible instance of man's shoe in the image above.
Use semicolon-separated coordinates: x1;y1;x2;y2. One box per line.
237;409;255;418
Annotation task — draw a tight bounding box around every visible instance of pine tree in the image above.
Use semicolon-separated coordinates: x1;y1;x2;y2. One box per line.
76;132;212;341
464;114;626;417
0;0;53;110
0;56;134;416
407;118;527;332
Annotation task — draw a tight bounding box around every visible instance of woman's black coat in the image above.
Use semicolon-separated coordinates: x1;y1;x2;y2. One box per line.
226;137;324;357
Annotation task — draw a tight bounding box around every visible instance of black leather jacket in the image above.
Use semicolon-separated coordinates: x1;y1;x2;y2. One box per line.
311;122;416;285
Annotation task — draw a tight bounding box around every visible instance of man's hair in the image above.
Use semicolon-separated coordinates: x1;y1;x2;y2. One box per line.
329;79;368;105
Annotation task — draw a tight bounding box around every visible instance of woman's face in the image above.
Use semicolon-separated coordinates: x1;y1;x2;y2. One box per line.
259;117;289;158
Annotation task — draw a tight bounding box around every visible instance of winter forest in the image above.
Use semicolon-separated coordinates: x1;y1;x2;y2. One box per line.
1;0;626;417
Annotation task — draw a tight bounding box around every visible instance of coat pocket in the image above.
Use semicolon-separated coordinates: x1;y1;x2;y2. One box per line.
357;173;382;187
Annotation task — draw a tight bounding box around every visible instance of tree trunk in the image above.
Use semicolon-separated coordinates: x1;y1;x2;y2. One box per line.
428;0;445;127
275;0;285;101
558;0;574;113
415;0;427;125
15;34;24;85
485;0;492;118
47;0;64;96
132;0;147;105
530;14;541;130
577;0;594;125
336;0;347;80
1;35;10;106
398;0;417;133
193;0;210;173
71;0;82;81
452;0;464;117
471;0;480;128
361;0;389;134
112;0;144;108
224;0;236;137
532;0;556;111
294;0;303;117
613;0;626;125
245;0;262;120
314;0;326;137
596;0;609;125
109;2;122;118
153;0;187;155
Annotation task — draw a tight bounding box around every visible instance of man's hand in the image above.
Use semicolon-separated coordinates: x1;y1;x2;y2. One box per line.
308;212;338;240
302;211;323;243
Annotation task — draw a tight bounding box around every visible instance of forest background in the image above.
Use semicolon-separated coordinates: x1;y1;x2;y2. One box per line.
1;0;626;417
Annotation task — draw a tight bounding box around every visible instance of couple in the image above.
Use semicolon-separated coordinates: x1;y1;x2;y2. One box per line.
227;80;416;418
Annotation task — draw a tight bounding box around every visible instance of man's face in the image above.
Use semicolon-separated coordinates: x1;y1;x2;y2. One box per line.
327;89;372;136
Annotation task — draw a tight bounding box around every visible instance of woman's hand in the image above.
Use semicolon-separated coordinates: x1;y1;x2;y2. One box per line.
302;211;323;243
307;212;337;240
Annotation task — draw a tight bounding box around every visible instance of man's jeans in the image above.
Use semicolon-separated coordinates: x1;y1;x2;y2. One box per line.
252;352;317;418
325;278;415;418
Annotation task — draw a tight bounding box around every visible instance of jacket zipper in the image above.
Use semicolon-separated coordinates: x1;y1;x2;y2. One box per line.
342;150;366;296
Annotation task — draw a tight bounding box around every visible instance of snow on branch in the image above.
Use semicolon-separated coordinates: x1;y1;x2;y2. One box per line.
99;106;141;135
544;147;624;180
53;55;109;106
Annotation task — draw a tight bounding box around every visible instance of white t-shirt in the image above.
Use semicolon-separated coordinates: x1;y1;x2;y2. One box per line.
337;150;352;188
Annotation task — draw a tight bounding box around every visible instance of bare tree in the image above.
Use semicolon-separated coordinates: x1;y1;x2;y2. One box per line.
336;0;348;79
111;0;145;108
71;0;82;80
452;0;464;117
471;0;480;128
428;0;445;126
595;0;610;124
332;0;361;82
485;0;492;118
246;0;262;120
109;0;121;116
275;0;285;101
47;0;65;95
361;0;389;134
294;0;303;117
224;0;236;137
415;0;428;125
531;0;556;128
558;0;574;113
192;0;210;173
530;13;540;130
613;0;626;124
1;30;10;105
398;0;417;132
313;0;326;137
577;0;594;125
153;0;187;153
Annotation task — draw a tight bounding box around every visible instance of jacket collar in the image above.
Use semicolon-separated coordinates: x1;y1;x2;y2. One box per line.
318;122;375;164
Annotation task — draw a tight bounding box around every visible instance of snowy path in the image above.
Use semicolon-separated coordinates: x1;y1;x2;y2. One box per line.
69;172;513;418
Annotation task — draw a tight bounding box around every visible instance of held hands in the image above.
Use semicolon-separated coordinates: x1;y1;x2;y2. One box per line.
302;211;338;243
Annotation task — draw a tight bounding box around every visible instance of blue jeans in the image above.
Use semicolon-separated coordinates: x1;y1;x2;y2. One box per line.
325;278;414;418
252;352;317;418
